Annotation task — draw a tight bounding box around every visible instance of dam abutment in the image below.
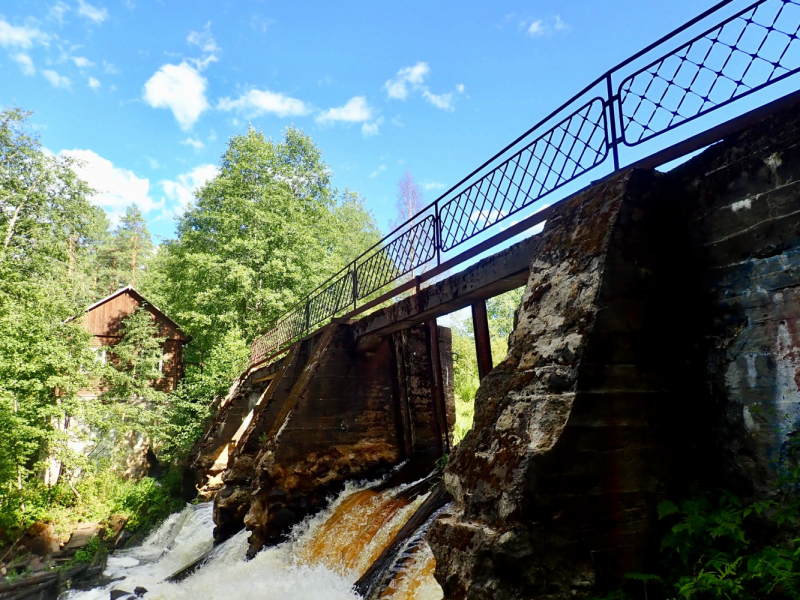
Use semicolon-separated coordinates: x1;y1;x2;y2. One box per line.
428;100;800;599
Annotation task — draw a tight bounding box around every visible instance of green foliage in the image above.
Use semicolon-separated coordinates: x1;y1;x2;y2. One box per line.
155;328;249;462
0;469;183;540
658;492;800;599
0;110;378;547
71;535;101;564
101;304;167;404
111;472;184;531
597;491;800;600
0;107;103;526
142;125;381;355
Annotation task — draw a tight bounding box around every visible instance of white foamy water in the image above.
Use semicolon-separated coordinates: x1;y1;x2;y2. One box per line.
62;478;442;600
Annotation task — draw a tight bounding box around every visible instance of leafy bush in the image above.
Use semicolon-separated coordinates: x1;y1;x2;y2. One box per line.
595;491;800;600
71;535;101;564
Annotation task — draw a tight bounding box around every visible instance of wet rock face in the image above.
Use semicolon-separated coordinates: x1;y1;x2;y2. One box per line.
429;102;800;600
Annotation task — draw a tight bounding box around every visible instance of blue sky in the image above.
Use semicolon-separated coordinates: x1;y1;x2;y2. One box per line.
1;0;730;242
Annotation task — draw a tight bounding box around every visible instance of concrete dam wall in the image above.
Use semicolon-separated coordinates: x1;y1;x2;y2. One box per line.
188;322;455;555
187;99;800;598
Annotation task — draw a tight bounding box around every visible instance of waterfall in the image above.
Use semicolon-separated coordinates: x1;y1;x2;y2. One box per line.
60;479;443;600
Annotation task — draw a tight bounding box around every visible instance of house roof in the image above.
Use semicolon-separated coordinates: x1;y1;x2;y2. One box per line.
81;285;192;342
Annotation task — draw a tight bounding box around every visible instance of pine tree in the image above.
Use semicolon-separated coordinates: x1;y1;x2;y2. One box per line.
113;205;153;288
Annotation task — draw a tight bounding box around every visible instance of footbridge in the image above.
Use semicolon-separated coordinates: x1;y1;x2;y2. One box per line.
245;0;800;373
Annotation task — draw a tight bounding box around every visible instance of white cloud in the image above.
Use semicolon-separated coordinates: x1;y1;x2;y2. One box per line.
422;90;454;111
422;181;446;191
102;60;117;74
186;23;219;70
49;2;70;24
161;164;218;215
316;96;373;124
218;88;310;118
187;24;219;54
43;69;71;88
181;137;204;150
384;62;429;100
71;56;94;68
384;62;464;111
469;208;507;224
143;61;209;130
76;0;108;24
0;20;48;49
521;16;568;38
361;116;384;137
12;53;35;75
370;165;386;178
60;149;159;219
527;20;544;37
88;76;100;89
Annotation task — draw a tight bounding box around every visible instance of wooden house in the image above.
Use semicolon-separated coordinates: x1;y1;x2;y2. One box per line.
77;286;191;397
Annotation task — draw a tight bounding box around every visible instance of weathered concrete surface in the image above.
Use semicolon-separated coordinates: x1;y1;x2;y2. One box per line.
210;322;455;551
428;101;800;600
671;105;800;497
184;372;272;498
428;169;673;599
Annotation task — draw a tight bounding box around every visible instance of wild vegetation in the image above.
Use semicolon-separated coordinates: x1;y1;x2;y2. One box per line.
594;486;800;600
0;107;379;548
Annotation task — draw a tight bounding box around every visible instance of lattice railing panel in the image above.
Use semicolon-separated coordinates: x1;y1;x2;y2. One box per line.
356;216;437;299
620;0;800;145
243;0;800;371
439;98;608;251
308;269;354;328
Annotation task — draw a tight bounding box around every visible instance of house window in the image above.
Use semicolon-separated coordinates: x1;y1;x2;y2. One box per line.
93;348;107;365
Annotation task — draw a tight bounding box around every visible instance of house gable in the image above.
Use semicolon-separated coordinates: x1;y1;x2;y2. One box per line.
82;286;191;343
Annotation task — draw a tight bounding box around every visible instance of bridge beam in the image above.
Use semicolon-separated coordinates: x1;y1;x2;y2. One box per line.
354;231;537;346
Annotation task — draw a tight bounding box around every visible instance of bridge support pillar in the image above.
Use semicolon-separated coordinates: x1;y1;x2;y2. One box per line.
426;319;450;455
471;300;493;381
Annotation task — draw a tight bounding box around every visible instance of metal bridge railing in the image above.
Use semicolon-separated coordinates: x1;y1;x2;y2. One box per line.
245;0;800;370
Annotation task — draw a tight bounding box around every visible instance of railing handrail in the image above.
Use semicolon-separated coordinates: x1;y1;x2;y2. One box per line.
243;0;800;370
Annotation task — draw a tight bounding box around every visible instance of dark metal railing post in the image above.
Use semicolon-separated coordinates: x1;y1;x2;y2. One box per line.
434;200;442;267
304;301;310;334
352;266;358;311
606;74;620;172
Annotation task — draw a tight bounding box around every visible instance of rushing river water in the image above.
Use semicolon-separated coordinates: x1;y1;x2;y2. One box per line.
60;480;443;600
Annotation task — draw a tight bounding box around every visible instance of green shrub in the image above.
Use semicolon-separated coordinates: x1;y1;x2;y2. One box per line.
71;535;101;564
595;491;800;600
